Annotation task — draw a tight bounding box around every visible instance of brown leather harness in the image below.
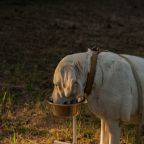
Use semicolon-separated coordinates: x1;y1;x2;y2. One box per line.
84;49;100;96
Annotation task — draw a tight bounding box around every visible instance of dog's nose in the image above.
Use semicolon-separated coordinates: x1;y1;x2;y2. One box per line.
63;101;68;104
63;98;77;104
61;98;69;104
63;99;72;104
70;99;77;104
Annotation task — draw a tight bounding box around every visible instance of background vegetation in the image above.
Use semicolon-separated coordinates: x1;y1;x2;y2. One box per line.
0;0;144;143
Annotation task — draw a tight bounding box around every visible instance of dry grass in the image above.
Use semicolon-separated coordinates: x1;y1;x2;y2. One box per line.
0;101;138;144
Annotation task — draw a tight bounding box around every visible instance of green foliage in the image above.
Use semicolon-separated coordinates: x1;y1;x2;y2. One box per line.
10;131;16;144
0;87;13;119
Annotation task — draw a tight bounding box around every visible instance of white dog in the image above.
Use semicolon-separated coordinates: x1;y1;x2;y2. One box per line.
52;49;144;144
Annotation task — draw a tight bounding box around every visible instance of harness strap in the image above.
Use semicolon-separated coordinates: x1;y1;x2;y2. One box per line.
120;55;143;121
84;50;100;96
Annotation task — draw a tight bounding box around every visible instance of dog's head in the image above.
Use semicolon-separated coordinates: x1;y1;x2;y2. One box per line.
52;55;84;104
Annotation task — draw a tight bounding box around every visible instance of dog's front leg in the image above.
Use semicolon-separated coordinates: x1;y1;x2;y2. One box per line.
100;119;109;144
100;119;121;144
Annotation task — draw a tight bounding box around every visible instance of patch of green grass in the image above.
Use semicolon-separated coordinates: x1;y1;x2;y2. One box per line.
10;131;16;144
0;87;14;119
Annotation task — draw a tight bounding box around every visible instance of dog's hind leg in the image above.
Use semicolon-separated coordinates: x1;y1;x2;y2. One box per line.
137;124;144;144
107;119;121;144
100;119;121;144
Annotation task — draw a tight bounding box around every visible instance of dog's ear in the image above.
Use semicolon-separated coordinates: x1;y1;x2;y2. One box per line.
87;48;93;54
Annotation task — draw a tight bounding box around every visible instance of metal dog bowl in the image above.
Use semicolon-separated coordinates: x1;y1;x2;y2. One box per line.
48;97;85;117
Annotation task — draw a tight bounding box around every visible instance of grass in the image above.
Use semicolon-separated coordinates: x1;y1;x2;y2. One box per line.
10;131;16;144
0;90;138;144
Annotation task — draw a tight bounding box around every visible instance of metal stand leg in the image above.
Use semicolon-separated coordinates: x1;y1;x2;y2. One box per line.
54;141;71;144
73;116;77;144
54;116;77;144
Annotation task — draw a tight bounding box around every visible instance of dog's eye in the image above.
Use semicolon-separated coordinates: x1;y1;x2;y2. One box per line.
55;84;62;89
74;81;78;84
73;81;78;86
55;84;58;87
63;83;65;88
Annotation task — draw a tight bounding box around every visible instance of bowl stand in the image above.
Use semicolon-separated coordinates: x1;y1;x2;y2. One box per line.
54;116;77;144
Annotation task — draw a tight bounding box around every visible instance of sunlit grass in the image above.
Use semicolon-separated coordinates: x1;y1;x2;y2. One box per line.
0;98;138;144
10;131;16;144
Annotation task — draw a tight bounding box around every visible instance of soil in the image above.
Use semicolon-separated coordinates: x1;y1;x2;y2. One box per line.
0;0;144;57
0;0;143;90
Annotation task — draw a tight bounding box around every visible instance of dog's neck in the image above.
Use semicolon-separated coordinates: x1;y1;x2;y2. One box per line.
70;49;94;91
82;50;93;87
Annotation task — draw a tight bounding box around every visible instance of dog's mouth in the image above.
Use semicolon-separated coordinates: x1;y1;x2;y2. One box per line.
49;95;85;105
48;95;86;117
76;95;85;103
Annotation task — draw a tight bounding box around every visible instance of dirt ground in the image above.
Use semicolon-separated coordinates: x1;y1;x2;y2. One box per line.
0;0;144;89
0;0;144;143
